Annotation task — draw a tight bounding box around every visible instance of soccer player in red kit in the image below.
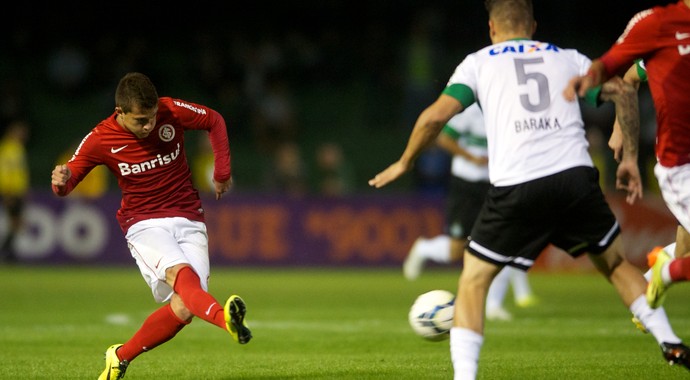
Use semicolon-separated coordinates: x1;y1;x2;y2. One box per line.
565;0;690;367
51;72;251;380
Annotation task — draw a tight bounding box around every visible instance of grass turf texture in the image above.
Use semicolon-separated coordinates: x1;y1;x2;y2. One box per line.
1;266;690;379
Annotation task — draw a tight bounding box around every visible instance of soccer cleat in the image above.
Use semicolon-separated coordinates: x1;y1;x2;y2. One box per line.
486;307;513;322
225;295;252;344
646;247;672;309
98;344;128;380
631;316;648;334
660;342;690;370
515;295;539;308
403;238;426;281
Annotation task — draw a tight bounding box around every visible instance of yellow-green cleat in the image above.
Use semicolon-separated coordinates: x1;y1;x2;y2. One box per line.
631;316;648;334
516;294;539;308
646;247;672;309
98;344;128;380
225;295;252;344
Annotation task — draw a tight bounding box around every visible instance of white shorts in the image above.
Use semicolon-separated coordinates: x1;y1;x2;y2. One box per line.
125;217;210;303
655;162;690;233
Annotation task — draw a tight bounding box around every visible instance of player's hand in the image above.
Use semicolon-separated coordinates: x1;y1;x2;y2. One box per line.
368;161;410;188
51;164;71;187
564;75;594;102
608;125;623;162
565;60;605;101
470;155;489;167
615;158;643;205
214;177;233;200
213;177;233;200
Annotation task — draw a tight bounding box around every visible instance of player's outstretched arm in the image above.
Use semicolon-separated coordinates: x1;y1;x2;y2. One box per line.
369;95;462;188
368;160;410;189
600;76;643;204
609;64;643;161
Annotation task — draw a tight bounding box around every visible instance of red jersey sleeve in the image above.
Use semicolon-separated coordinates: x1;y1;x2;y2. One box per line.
207;109;232;182
600;7;660;77
52;130;104;196
167;98;232;182
599;1;690;167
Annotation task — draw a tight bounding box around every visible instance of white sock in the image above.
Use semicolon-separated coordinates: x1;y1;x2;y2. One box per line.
508;267;532;300
450;327;483;380
416;235;452;263
630;295;681;344
643;242;676;282
486;267;510;311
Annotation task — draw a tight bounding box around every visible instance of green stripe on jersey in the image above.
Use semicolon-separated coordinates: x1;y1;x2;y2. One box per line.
584;86;603;107
442;83;475;109
635;59;648;82
441;125;460;139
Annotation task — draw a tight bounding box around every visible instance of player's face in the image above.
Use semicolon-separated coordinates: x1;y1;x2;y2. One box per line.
120;106;158;139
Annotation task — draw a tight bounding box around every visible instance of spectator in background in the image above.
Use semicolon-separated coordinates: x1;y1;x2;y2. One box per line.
0;78;29;125
400;7;444;129
412;144;451;196
262;141;309;196
192;135;216;194
0;119;30;263
399;8;451;195
314;142;355;196
46;41;90;94
251;74;298;155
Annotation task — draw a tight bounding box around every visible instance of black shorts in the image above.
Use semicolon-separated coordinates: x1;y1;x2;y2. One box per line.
467;166;619;270
445;176;490;239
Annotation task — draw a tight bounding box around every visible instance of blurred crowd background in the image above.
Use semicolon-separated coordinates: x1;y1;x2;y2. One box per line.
0;0;665;198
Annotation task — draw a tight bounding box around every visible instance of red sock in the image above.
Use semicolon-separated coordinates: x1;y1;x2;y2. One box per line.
173;266;226;329
118;304;187;362
669;257;690;282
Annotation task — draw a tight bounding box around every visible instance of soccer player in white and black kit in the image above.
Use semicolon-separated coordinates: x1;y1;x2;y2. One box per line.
403;103;537;321
51;72;251;380
369;0;689;378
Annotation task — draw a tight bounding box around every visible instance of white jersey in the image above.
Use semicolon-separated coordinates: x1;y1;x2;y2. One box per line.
443;104;489;182
447;39;593;186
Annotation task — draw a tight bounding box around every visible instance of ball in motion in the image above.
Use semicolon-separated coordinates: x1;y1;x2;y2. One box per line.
408;289;455;341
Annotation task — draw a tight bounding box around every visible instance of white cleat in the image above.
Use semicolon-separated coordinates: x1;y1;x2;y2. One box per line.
403;238;426;281
486;307;513;322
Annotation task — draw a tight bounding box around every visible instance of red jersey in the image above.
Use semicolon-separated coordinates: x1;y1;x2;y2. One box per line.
52;97;232;233
600;0;690;167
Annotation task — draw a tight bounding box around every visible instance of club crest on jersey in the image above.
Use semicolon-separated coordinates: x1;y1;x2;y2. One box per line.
159;124;175;142
489;42;559;56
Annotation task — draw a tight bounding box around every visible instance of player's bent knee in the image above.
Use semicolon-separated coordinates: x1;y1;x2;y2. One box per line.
170;293;194;322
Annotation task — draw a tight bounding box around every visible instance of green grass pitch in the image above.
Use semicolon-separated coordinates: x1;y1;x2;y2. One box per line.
1;265;689;379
